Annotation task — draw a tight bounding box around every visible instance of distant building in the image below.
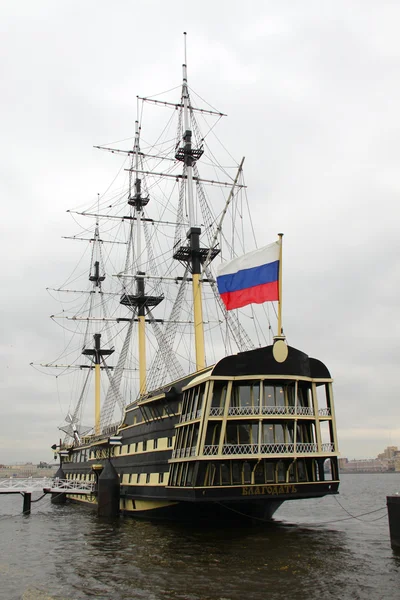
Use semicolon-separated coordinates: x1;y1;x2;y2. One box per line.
339;458;387;473
340;445;400;473
0;463;57;478
377;446;399;460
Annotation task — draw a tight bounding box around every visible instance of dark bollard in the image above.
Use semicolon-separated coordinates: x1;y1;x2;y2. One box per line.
51;465;67;505
23;493;31;515
97;460;120;517
387;495;400;550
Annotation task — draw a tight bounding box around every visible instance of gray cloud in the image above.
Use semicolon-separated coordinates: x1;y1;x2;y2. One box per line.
1;0;399;463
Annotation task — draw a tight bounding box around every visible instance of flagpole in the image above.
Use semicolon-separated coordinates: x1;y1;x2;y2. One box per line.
277;233;284;336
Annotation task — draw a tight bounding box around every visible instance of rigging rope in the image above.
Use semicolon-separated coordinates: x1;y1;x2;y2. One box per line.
100;316;136;430
62;370;91;444
146;268;189;390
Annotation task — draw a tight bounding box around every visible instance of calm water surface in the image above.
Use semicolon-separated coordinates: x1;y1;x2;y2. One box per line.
0;474;399;600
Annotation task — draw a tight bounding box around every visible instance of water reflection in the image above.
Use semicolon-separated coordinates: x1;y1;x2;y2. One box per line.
51;512;365;600
1;476;399;600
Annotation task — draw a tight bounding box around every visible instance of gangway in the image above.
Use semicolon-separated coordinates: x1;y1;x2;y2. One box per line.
0;477;95;513
0;477;56;493
42;478;95;495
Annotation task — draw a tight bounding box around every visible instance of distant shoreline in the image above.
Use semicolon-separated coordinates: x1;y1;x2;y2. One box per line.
340;470;400;475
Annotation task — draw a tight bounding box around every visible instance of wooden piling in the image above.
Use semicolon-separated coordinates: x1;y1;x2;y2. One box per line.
387;495;400;550
22;492;31;515
51;465;67;504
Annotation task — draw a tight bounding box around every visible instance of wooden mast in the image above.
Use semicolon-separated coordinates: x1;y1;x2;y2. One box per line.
182;33;206;371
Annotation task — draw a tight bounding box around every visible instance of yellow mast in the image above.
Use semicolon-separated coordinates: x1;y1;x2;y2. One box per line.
193;273;205;370
181;37;206;372
94;363;101;435
132;117;148;396
82;332;113;436
138;313;146;394
85;250;111;436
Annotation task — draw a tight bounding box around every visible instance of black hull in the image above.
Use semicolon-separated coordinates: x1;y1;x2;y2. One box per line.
120;499;283;522
64;488;283;522
64;460;339;522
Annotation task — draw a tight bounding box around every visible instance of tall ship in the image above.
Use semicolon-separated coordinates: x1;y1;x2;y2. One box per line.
36;36;339;521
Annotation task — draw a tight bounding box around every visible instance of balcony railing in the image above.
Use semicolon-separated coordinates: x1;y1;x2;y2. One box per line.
228;406;261;416
261;443;294;453
321;442;335;451
296;443;318;453
318;408;331;416
223;444;259;455
183;405;328;422
202;442;334;456
209;407;224;416
296;407;315;416
203;445;219;456
209;405;316;417
262;405;294;415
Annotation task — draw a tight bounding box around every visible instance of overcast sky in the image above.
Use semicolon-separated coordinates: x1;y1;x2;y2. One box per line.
1;0;399;464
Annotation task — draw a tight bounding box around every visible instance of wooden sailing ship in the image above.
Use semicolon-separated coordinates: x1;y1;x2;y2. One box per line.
36;35;340;520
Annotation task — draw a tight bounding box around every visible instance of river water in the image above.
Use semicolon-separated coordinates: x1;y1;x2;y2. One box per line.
0;474;399;600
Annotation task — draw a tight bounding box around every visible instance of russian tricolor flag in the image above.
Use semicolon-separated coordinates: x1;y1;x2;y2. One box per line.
216;241;280;311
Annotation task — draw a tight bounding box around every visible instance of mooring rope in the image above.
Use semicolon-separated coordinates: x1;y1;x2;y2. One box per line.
215;498;388;526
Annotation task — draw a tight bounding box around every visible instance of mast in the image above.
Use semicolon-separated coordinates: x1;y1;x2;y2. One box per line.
38;40;264;443
134;119;146;395
82;221;114;435
173;33;210;371
121;118;163;395
83;228;114;435
82;333;113;435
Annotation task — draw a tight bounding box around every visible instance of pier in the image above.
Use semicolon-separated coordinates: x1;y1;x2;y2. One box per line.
0;478;95;513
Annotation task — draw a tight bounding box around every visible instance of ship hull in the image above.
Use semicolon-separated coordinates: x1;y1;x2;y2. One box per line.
60;343;340;522
63;453;338;522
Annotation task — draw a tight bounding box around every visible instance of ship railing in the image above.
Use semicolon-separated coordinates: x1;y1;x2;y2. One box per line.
101;422;120;436
223;444;259;455
262;405;292;415
89;448;111;460
262;406;314;416
228;406;260;416
201;442;331;456
296;407;315;416
260;443;295;454
318;408;331;416
80;422;120;444
203;445;219;456
209;407;224;416
296;443;318;453
321;442;335;451
209;405;316;417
